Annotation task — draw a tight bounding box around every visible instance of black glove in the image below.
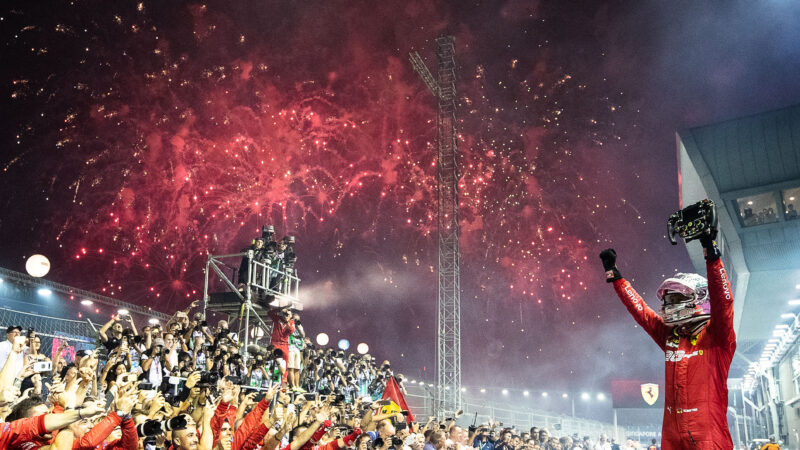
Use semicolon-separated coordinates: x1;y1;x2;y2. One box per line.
468;425;477;433
699;227;720;261
599;249;622;282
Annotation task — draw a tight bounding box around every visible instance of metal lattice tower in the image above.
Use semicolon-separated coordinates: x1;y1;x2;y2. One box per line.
410;35;462;417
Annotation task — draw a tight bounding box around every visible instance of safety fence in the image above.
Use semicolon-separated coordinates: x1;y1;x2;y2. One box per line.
402;385;624;439
0;306;97;360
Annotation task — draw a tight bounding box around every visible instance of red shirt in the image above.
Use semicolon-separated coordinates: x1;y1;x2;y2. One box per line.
268;310;295;348
1;415;47;450
1;412;136;450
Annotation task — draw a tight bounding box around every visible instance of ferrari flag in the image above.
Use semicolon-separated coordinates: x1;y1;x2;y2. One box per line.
381;376;415;423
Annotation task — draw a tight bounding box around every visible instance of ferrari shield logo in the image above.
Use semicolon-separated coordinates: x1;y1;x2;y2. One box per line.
641;383;659;406
380;400;401;415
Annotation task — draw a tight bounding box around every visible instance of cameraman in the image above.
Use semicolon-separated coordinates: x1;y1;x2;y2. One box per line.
239;237;267;289
599;217;736;448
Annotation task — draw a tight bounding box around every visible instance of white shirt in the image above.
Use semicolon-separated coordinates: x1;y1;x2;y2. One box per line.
141;353;163;387
0;341;24;378
167;349;179;369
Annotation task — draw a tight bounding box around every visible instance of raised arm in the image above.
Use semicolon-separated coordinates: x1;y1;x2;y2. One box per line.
699;231;736;353
126;315;138;336
290;415;330;450
99;318;115;343
233;387;275;449
600;249;668;350
199;404;216;450
705;257;735;351
0;336;26;390
52;340;69;377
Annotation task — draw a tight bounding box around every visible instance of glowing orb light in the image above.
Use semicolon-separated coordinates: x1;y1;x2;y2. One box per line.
250;326;265;339
356;343;369;354
25;254;50;278
337;339;350;350
316;333;329;346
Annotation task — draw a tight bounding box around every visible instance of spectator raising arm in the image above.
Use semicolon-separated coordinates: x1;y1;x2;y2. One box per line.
98;318;115;343
0;336;26;391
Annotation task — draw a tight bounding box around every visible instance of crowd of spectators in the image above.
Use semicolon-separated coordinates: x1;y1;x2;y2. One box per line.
0;299;642;450
0;229;639;450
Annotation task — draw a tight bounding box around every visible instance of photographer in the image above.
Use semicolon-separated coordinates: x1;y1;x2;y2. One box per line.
239;237;268;289
600;210;736;448
140;338;165;390
99;314;137;353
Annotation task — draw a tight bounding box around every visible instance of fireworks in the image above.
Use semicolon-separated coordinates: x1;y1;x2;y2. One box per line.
0;1;640;312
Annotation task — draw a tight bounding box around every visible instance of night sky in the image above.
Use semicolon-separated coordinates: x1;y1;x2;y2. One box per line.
2;0;800;414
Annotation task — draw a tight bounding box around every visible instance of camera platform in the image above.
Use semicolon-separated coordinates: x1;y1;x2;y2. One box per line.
202;251;302;364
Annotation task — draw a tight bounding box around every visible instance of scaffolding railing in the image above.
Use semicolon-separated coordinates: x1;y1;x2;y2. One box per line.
403;384;624;439
202;252;302;365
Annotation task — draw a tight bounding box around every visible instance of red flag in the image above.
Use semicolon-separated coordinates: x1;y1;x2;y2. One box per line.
381;376;415;423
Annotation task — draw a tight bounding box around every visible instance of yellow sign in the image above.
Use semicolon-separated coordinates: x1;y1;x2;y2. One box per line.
641;383;659;406
380;400;402;416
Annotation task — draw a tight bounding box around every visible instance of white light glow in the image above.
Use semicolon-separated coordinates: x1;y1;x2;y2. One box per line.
26;254;51;278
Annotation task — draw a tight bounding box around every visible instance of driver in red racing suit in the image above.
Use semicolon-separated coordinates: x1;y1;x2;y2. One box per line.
600;227;735;449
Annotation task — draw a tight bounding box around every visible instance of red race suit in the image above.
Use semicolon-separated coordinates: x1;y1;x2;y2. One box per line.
612;258;735;450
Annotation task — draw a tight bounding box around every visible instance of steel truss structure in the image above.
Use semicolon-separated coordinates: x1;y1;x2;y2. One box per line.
410;35;462;417
202;251;301;364
0;266;171;321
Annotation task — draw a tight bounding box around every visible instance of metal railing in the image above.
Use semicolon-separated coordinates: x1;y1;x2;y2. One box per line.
402;385;624;438
203;252;302;365
203;252;301;310
0;266;170;320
